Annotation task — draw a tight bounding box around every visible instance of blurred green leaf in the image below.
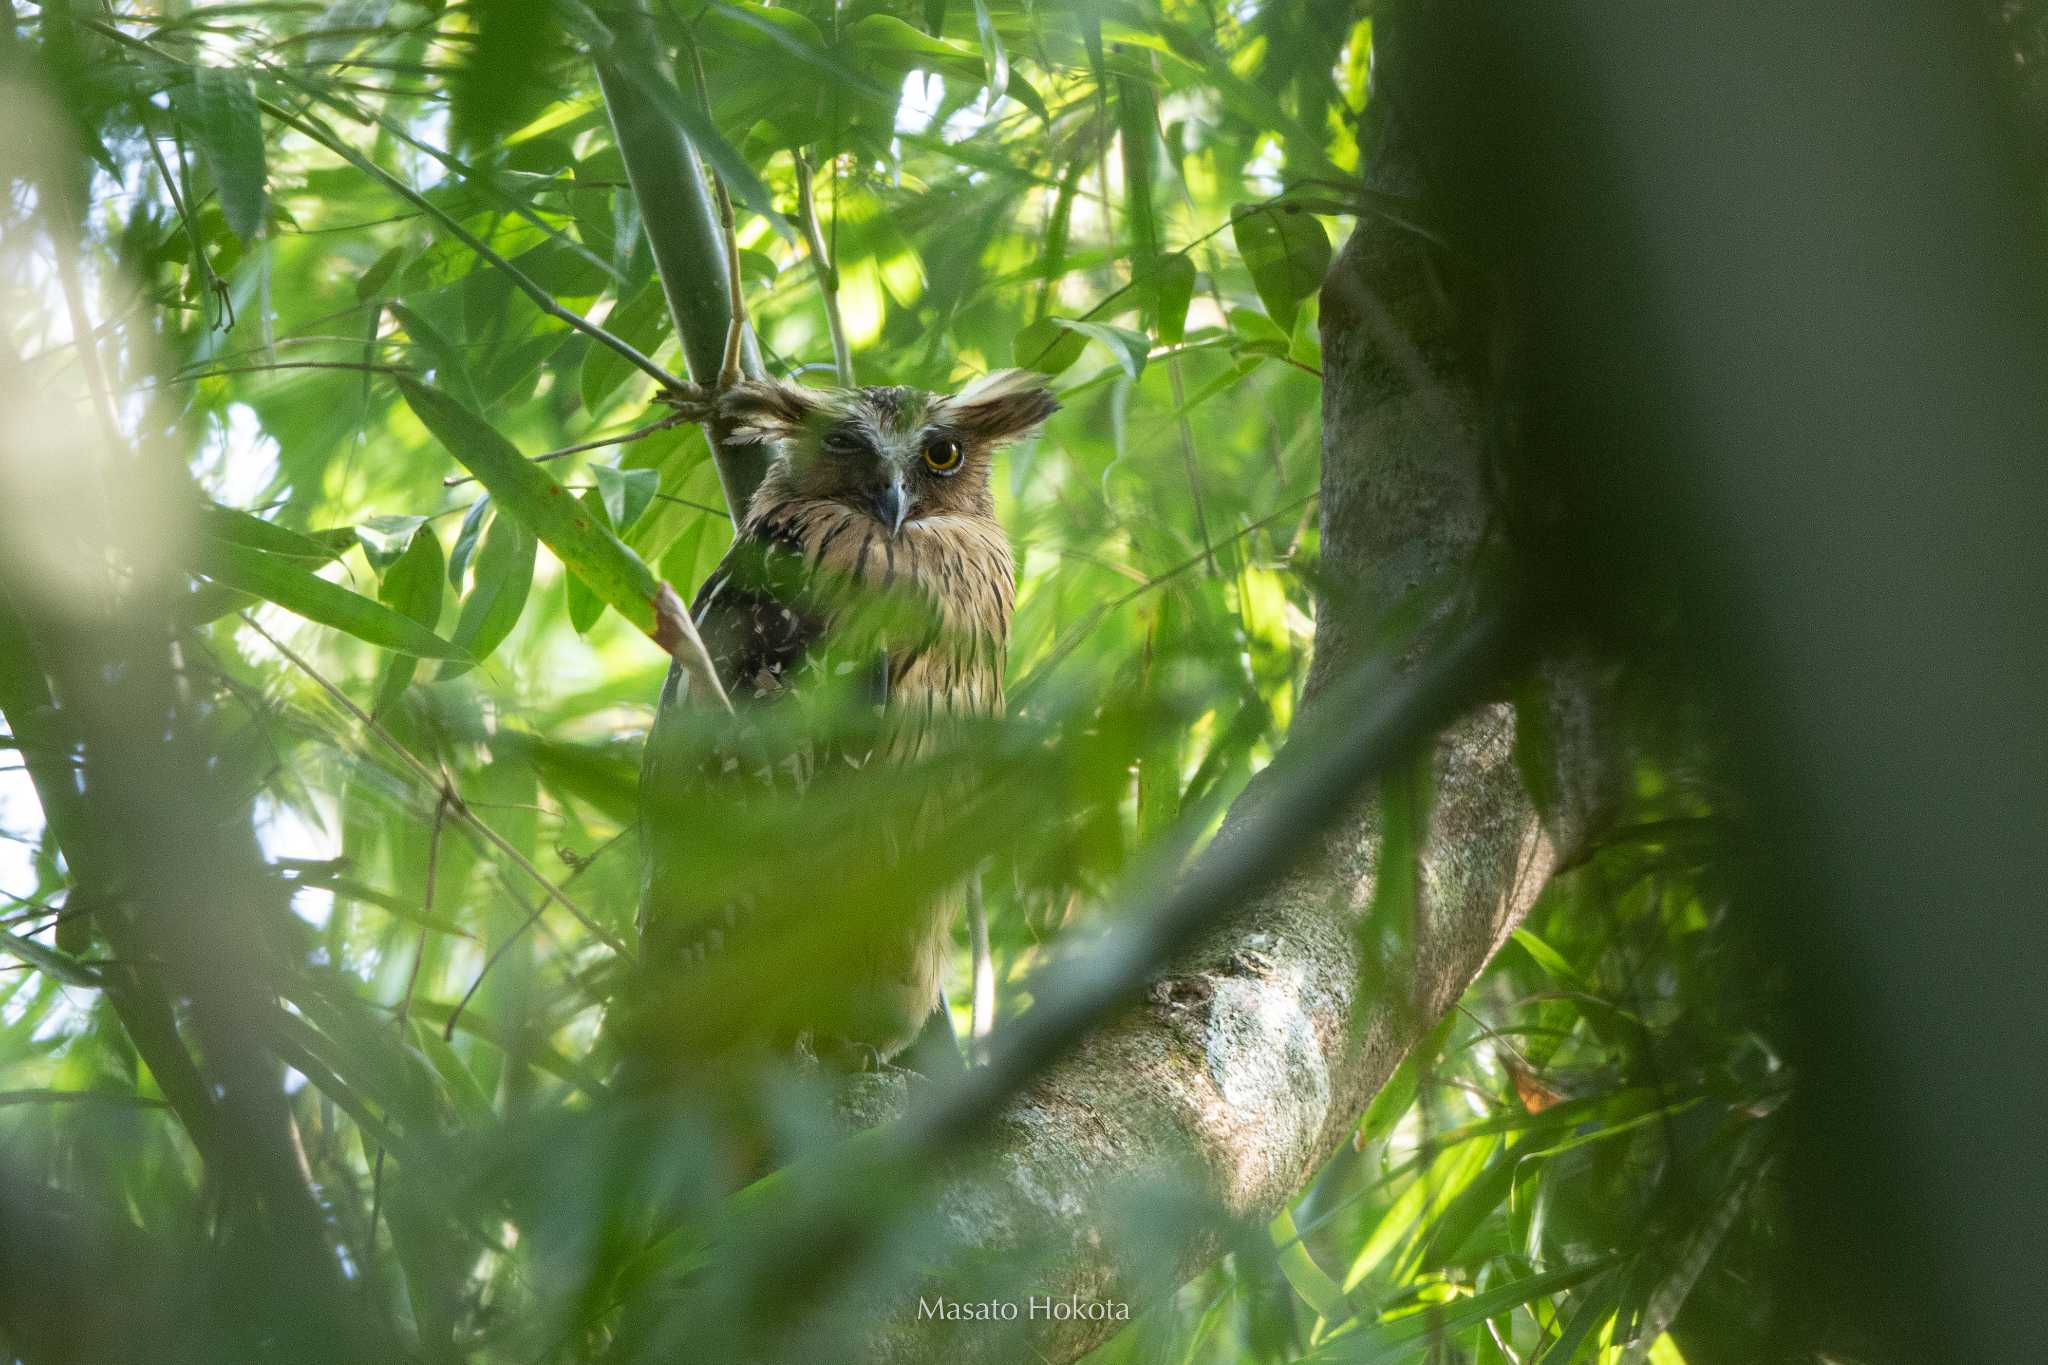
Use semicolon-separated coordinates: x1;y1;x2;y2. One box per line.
1232;203;1332;335
566;489;611;635
591;463;659;530
1153;254;1197;347
201;541;467;660
370;525;446;715
581;280;672;413
436;499;535;680
170;70;266;241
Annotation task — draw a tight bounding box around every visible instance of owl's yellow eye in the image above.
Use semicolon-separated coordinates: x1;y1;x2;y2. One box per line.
923;436;964;475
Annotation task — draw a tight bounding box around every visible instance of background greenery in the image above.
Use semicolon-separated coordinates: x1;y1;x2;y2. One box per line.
0;1;1850;1362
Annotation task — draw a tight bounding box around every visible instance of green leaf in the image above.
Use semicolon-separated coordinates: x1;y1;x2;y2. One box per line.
354;243;407;302
448;496;492;589
1005;71;1050;124
0;927;99;989
566;490;610;635
436;505;535;680
370;525;446;715
1012;316;1088;376
201;505;341;564
737;248;780;288
846;13;984;84
599;41;785;232
581;280;672;413
390;302;480;410
356;514;429;572
591;464;659;531
1512;928;1586;990
704;3;887;102
1232;203;1331;335
1054;319;1152;379
171;70;266;241
1153;254;1197;347
968;0;1007;101
1310;1258;1617;1362
1532;1272;1620;1363
1116;68;1161;264
201;541;467;660
398;379;670;649
1271;1209;1353;1326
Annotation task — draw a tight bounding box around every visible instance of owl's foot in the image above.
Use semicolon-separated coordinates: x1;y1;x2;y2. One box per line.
657;382;716;425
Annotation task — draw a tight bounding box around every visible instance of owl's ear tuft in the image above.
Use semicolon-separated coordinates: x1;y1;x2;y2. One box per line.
940;369;1059;446
717;378;829;446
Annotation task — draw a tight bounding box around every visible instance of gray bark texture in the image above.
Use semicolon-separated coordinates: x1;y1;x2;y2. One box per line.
837;154;1617;1365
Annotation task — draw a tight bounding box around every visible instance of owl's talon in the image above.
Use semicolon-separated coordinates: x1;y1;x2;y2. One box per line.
659;382;716;423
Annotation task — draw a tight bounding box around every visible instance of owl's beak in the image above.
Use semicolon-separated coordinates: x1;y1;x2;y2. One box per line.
872;477;912;537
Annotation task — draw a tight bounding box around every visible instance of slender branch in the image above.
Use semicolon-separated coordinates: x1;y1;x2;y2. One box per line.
237;613;629;957
79;17;684;397
795;150;855;387
442;414;687;487
264;98;687;395
442;828;627;1041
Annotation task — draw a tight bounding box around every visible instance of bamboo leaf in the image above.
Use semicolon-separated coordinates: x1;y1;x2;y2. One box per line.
580;280;672;413
202;505;341;564
1232;202;1332;335
370;525;446;715
437;506;535;680
400;379;663;635
1013;316;1088;376
591;464;659;530
171;70;267;241
1054;319;1152;379
448;496;492;589
566;489;611;635
1154;254;1197;346
1311;1258;1618;1362
201;541;468;660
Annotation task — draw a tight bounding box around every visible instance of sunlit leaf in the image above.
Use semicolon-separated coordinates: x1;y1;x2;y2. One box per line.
1232;203;1332;335
171;70;266;241
201;541;466;660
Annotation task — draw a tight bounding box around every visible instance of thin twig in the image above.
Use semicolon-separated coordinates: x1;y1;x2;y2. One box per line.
63;8;678;391
443;828;628;1041
237;613;629;957
794;151;855;388
441;414;687;487
139;110;233;333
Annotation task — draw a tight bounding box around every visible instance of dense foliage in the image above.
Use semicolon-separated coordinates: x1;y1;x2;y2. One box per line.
0;3;1803;1362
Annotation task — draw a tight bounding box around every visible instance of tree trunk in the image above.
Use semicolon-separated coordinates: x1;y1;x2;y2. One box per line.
833;105;1616;1365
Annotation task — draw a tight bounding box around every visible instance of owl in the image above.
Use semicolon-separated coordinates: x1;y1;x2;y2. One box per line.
632;368;1057;1071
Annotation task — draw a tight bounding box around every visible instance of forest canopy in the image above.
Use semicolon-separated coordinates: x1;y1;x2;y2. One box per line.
4;2;2043;1364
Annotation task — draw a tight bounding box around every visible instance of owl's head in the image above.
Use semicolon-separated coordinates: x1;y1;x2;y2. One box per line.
718;370;1058;534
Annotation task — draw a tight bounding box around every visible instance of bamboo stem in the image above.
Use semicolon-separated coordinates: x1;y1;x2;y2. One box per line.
795;151;856;388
